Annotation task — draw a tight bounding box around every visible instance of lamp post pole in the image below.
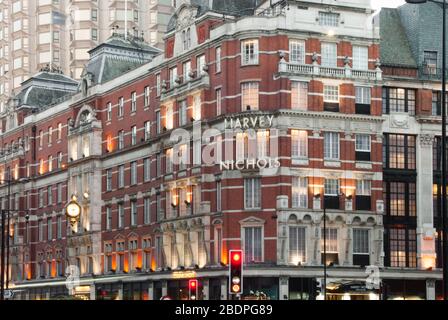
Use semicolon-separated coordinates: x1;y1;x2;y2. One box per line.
6;171;11;290
323;202;327;301
1;209;4;301
441;0;448;301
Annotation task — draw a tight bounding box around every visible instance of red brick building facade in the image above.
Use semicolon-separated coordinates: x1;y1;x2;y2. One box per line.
0;0;440;300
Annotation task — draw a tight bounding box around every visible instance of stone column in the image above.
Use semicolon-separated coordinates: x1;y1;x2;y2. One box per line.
220;278;228;300
426;279;436;300
416;134;437;269
90;284;96;300
279;277;289;300
148;282;154;300
277;196;288;265
202;278;210;300
162;280;168;297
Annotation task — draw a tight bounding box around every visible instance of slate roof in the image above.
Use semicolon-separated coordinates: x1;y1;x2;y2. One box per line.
83;34;161;85
379;8;417;68
16;71;78;109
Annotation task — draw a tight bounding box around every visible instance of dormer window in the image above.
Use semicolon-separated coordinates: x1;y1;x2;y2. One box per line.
182;28;191;51
318;11;339;27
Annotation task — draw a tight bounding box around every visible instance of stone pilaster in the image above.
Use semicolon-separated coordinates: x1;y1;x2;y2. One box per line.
416;134;437;269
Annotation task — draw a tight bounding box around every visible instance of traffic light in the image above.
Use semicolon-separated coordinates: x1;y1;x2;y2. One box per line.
189;279;198;300
229;250;243;295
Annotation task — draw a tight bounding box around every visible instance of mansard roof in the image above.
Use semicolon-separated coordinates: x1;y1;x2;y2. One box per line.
378;8;417;69
15;68;78;110
82;33;161;86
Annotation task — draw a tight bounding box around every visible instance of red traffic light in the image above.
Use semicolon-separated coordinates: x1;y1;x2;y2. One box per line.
189;279;197;288
232;252;241;262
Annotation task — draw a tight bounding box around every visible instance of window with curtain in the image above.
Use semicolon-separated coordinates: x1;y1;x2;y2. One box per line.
291;81;308;110
289;40;305;64
292;177;308;208
352;46;369;70
291;130;308;158
241;39;259;65
244;226;263;263
289;227;306;264
241;82;259;111
244;178;261;209
324;132;340;160
321;42;337;67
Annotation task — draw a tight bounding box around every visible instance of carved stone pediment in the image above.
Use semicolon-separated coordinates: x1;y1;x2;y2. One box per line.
176;5;198;30
239;216;265;226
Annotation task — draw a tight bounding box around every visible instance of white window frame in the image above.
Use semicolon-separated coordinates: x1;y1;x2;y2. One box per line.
244;178;261;209
323;85;339;103
289;40;305;64
241;39;259;65
321;42;337;67
324;132;340;160
243;226;263;263
353;228;369;255
289;226;306;264
324;179;340;196
356;180;372;196
291;81;308;110
355;134;371;152
291;130;308;158
352;45;369;70
355;86;371;104
292;177;308;209
241;82;259;111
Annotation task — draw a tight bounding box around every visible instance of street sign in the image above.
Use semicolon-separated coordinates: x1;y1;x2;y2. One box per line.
4;289;14;299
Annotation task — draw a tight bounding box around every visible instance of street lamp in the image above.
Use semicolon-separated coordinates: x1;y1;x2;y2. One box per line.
405;0;447;300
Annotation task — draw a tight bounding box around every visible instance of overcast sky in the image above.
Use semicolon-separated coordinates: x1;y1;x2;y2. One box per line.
371;0;406;10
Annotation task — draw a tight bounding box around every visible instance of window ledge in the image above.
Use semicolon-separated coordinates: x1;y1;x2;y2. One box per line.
324;160;341;168
355;161;372;170
292;158;309;166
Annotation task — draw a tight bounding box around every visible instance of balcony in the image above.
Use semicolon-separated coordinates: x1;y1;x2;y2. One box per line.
278;58;382;81
160;71;210;102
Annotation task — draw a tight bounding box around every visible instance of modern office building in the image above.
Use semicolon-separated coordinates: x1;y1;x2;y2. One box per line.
0;0;444;300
